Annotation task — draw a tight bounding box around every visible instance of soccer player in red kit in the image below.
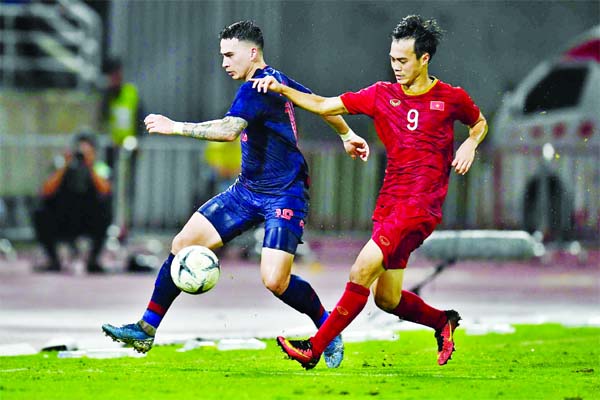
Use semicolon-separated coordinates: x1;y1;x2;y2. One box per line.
252;15;488;369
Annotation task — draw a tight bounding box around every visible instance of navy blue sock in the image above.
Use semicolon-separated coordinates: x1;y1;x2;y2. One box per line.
317;310;330;328
142;253;181;330
276;274;326;328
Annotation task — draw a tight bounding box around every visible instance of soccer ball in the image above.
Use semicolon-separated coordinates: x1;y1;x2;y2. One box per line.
170;245;220;294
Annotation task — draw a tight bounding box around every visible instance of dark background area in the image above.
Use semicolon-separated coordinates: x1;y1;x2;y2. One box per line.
106;0;599;141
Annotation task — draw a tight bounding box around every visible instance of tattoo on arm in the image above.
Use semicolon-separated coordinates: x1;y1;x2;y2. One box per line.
181;116;248;141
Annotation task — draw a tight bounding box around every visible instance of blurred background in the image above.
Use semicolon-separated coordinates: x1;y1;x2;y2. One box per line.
0;0;598;356
0;0;598;263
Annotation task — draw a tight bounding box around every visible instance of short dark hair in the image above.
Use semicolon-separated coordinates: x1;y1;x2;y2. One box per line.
219;20;264;49
391;15;443;61
74;132;97;149
103;57;122;74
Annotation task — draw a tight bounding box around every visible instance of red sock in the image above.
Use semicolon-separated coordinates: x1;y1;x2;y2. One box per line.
311;282;370;355
392;290;447;331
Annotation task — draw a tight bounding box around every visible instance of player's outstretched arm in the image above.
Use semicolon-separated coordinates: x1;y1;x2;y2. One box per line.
452;112;488;175
252;76;347;116
144;114;248;142
322;115;369;162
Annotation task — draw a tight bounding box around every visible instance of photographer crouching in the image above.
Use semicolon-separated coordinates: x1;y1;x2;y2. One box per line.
33;133;112;273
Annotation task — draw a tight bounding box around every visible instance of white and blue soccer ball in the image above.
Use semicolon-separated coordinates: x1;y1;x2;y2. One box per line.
170;245;220;295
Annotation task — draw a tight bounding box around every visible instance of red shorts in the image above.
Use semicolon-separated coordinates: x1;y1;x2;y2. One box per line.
371;202;439;270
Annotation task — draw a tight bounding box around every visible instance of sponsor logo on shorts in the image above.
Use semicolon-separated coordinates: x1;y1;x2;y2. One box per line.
336;306;349;316
389;99;401;107
379;235;391;246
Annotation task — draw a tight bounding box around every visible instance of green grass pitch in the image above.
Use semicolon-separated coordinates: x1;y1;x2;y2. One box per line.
1;324;598;400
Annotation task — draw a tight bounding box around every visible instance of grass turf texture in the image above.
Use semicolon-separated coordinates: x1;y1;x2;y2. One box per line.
1;324;598;400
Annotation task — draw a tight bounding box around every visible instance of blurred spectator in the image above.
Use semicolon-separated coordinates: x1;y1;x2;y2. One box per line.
33;133;112;273
102;57;141;151
204;139;242;195
523;173;570;241
100;57;141;238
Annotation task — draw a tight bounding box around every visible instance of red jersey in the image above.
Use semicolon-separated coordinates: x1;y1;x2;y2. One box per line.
340;78;480;219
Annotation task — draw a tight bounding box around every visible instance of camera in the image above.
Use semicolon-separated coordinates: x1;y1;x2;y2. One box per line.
65;151;91;193
68;151;85;168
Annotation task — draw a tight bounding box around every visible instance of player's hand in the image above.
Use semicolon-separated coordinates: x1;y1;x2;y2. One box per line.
343;135;370;162
144;114;175;135
63;149;73;164
251;76;283;94
452;137;477;175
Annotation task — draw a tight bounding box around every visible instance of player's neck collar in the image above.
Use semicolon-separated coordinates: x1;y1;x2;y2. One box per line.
401;76;438;96
247;64;269;81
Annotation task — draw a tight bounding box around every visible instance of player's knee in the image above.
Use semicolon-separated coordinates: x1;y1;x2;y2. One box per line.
262;275;287;296
171;232;190;254
349;262;380;288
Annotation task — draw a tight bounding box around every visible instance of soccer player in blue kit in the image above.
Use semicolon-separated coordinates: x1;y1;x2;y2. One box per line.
101;20;369;368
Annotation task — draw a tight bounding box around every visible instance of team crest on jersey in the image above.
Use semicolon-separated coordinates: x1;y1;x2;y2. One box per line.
241;132;248;142
430;101;445;111
389;99;401;107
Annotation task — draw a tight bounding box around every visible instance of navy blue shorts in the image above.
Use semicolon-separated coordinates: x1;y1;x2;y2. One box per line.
198;180;309;254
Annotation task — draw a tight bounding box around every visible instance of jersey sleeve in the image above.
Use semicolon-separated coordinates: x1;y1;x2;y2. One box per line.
454;87;480;126
285;77;312;94
226;83;267;123
339;82;380;117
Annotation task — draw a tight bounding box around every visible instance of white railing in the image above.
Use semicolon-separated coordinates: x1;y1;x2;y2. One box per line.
5;134;594;241
0;0;101;88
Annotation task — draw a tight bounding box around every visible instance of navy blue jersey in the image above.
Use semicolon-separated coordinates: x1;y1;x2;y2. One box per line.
226;66;311;194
